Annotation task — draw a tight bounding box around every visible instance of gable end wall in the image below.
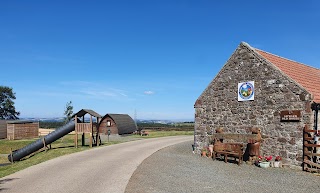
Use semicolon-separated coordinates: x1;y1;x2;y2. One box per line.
99;117;119;135
194;43;313;166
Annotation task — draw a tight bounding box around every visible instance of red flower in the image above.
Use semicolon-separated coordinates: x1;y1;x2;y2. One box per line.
275;156;282;161
265;155;272;161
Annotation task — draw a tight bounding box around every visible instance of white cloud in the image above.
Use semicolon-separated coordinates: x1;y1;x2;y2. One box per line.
58;81;131;99
80;90;117;97
144;91;155;95
59;81;98;87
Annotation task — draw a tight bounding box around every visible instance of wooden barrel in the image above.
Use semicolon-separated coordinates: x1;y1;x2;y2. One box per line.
247;142;260;156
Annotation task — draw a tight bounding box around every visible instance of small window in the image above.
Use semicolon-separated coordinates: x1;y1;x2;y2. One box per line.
106;120;111;127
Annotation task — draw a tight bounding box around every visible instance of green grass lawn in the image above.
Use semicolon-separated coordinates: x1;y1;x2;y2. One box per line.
0;130;193;178
0;134;125;178
0;138;38;154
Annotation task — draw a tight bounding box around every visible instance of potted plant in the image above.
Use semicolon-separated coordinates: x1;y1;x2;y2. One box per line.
201;147;208;157
258;155;272;168
274;156;282;168
254;156;263;166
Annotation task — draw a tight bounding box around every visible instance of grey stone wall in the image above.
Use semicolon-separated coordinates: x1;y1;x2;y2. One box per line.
194;42;313;167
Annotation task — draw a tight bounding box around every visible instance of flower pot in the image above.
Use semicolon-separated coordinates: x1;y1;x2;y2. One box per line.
208;145;213;157
259;162;270;168
201;151;207;157
274;161;280;168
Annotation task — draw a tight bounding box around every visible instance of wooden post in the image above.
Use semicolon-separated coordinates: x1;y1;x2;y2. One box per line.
82;115;87;147
90;115;93;148
10;148;13;164
303;125;307;171
42;137;47;152
13;124;15;140
75;133;78;148
96;117;99;147
75;115;78;148
89;133;92;148
92;133;96;145
97;134;100;146
82;133;85;146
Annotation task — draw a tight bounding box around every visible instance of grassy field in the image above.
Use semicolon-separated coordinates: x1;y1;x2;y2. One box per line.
133;130;193;138
0;130;193;178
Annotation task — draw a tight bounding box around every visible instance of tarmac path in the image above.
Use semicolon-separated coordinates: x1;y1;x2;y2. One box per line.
0;136;192;193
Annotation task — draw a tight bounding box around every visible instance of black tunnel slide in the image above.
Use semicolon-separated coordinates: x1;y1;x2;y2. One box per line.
8;119;77;162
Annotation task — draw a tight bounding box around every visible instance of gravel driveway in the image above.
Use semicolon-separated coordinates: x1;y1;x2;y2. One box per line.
125;141;320;193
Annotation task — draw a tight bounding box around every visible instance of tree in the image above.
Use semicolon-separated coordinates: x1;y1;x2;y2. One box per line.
0;86;20;120
64;101;73;123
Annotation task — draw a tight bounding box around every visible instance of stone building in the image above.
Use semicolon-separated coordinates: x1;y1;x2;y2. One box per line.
194;42;320;167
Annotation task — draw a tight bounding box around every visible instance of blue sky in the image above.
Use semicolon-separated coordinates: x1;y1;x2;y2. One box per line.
1;0;320;120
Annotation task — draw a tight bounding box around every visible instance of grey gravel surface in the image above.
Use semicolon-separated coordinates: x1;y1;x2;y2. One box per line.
125;141;320;193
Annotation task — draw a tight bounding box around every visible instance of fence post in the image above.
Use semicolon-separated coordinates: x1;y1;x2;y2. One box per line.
42;137;47;152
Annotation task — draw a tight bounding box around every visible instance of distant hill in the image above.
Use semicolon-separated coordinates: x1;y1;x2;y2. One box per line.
20;117;65;122
20;117;193;124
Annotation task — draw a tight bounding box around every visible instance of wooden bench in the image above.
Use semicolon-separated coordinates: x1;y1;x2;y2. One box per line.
212;142;244;165
140;130;149;136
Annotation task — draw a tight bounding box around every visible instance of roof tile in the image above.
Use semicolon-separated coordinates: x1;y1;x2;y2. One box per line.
256;49;320;103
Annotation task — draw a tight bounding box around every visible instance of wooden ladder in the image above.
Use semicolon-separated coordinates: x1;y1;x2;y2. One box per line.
303;125;320;173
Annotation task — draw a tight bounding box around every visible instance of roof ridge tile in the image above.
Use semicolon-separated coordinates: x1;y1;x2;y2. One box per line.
255;48;320;71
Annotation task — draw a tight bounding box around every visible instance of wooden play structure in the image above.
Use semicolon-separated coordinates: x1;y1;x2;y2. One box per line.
73;109;102;148
7;109;138;162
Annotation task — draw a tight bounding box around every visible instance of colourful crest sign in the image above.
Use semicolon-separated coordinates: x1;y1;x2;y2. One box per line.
238;81;254;101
